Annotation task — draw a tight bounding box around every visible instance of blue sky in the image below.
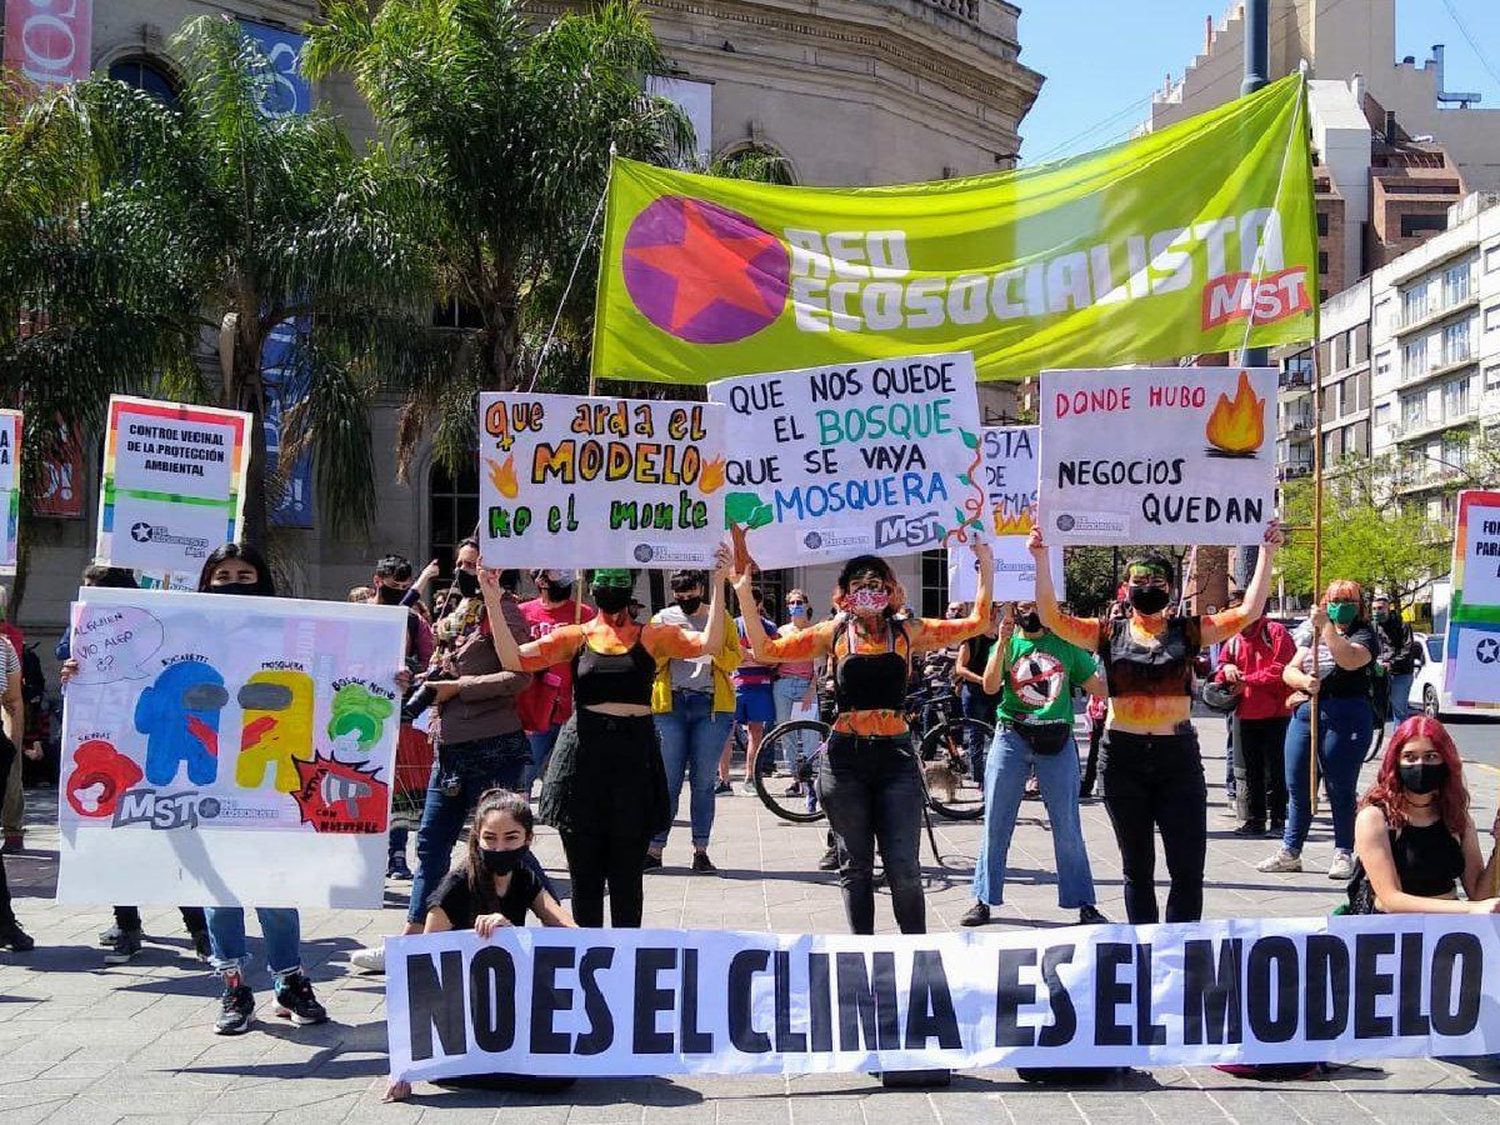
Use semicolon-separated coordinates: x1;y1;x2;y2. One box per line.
1017;0;1500;163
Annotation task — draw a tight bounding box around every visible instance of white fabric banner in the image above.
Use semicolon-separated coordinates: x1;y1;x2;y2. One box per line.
1039;368;1276;546
946;426;1063;602
386;916;1500;1081
477;392;725;570
57;588;406;908
0;409;19;572
709;353;986;569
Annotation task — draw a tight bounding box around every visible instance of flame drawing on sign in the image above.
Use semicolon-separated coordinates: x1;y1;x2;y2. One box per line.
698;456;726;495
993;503;1036;537
1205;371;1265;457
486;454;518;498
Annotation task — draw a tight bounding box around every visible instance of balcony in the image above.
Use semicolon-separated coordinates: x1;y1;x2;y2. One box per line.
1400;348;1478;390
1395;409;1479;445
1395;292;1478;337
1277;463;1314;482
1278;368;1313;395
1396;465;1469;494
1282;413;1314;437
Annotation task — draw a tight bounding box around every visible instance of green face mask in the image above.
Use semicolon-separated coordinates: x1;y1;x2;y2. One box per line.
1327;602;1358;626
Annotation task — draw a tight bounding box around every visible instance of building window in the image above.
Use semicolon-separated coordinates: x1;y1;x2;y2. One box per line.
1401;284;1429;326
1317;251;1329;276
1485;364;1500;393
1374;351;1392;382
1441;320;1472;367
1441;262;1470;307
751;569;789;622
1400;212;1448;238
1442;377;1473;420
1486;305;1500;332
1485;245;1500;274
1374;402;1392;430
1402;337;1427;379
1402;394;1424;431
109;56;179;105
1316;212;1329;236
920;550;948;618
428;461;479;578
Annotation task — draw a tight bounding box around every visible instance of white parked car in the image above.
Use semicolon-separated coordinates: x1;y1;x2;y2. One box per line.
1410;632;1500;720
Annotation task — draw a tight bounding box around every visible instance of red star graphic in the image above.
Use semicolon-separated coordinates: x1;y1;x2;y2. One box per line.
625;201;780;333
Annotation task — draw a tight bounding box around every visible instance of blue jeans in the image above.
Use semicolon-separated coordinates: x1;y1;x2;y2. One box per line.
1283;697;1373;853
960;685;998;763
407;731;535;924
1389;672;1414;724
204;906;300;980
972;726;1096;909
525;724;562;794
653;691;734;849
771;675;815;765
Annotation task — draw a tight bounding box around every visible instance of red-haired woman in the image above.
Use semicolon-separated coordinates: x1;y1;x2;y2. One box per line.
1258;579;1377;880
1353;716;1500;914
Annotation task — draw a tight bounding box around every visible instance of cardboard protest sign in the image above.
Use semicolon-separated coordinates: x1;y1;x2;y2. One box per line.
0;409;18;572
96;396;252;573
947;426;1063;602
1039;368;1276;546
387;916;1500;1081
709;353;986;570
57;588;406;908
1446;490;1500;704
477;393;726;570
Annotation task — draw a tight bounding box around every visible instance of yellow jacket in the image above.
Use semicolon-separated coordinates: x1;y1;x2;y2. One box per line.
650;608;742;714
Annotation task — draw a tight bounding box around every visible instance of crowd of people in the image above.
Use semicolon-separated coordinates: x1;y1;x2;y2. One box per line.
0;525;1497;1093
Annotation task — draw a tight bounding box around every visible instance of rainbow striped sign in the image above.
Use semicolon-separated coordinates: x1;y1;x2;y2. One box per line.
96;396;251;575
0;409;19;573
1446;489;1500;706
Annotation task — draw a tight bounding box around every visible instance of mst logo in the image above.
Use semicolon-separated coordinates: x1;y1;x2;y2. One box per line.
112;788;223;830
875;510;941;550
130;522;154;542
123;523;211;556
633;544;655;563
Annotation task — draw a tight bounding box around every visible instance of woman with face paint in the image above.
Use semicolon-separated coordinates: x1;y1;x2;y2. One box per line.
484;549;732;927
1352;717;1500;914
1028;520;1284;925
733;543;994;935
1257;579;1378;881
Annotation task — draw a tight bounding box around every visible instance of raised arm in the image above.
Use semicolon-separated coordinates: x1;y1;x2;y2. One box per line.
732;559;831;663
980;603;1015;696
479;567;579;671
1202;520;1285;645
912;541;994;653
1026;527;1099;652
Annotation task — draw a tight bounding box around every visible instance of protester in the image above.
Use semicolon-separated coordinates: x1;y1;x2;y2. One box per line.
0;585;23;855
963;599;1108;928
1214;607;1294;837
645;567;740;873
1029;521;1283;924
349;540;535;974
56;564;211;964
1352;716;1500;914
0;623;32;950
383;788;576;1103
484;552;731;926
369;553;436;670
953;602;1003;757
1258;580;1377;881
1373;595;1419;726
733;543;994;935
1078;599;1125;799
728;588;778;796
771;589;819;775
516;569;595;796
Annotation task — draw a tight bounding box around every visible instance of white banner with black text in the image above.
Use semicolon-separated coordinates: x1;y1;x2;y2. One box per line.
386;916;1500;1081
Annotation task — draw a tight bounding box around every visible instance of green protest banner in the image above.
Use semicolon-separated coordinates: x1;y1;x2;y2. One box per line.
593;74;1316;385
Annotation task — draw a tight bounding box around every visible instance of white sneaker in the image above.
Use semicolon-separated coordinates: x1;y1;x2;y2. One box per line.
1327;850;1355;880
1256;848;1302;873
349;945;386;974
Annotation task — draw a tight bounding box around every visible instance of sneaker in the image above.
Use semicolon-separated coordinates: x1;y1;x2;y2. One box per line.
1078;905;1109;926
818;847;839;871
215;976;255;1035
1256;848;1303;873
782;781;803;797
189;927;213;963
1232;821;1266;837
713;779;732;795
349;945;386;974
387;856;413;881
1327;850;1356;880
691;852;718;876
0;920;35;952
735;781;757;797
273;972;328;1026
98;922;122;946
959;901;991;927
641;852;663;873
104;927;143;965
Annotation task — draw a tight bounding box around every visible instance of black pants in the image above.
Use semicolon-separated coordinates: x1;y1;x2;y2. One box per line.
560;824;647;928
113;905;207;934
1232;716;1289;828
817;734;925;935
0;735;13;926
1080;717;1104;795
1100;727;1207;925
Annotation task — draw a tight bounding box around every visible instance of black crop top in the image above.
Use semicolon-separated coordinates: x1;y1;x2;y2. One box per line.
1390;820;1465;899
832;620;910;714
572;635;655;709
1098;616;1201;702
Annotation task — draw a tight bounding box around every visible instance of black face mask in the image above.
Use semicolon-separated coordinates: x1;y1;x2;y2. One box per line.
1019;611;1043;633
592;585;632;614
548;580;573;598
210;582;262;596
479;845;529;877
1128;585;1171;615
1399;762;1447;796
375;584;405;605
455;570;480;598
675;595;703;615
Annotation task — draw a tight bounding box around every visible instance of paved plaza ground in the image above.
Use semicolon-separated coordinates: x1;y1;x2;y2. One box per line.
2;723;1498;1124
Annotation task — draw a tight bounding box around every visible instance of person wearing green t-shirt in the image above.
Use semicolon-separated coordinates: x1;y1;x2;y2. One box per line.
962;601;1109;928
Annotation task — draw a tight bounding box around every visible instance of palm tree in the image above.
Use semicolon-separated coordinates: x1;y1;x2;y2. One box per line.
0;15;433;547
304;0;696;476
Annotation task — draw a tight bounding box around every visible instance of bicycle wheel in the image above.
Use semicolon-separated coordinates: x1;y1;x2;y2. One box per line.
753;720;830;824
919;718;990;820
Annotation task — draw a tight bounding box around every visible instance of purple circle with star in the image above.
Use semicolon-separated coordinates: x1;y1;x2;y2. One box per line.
622;195;790;344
